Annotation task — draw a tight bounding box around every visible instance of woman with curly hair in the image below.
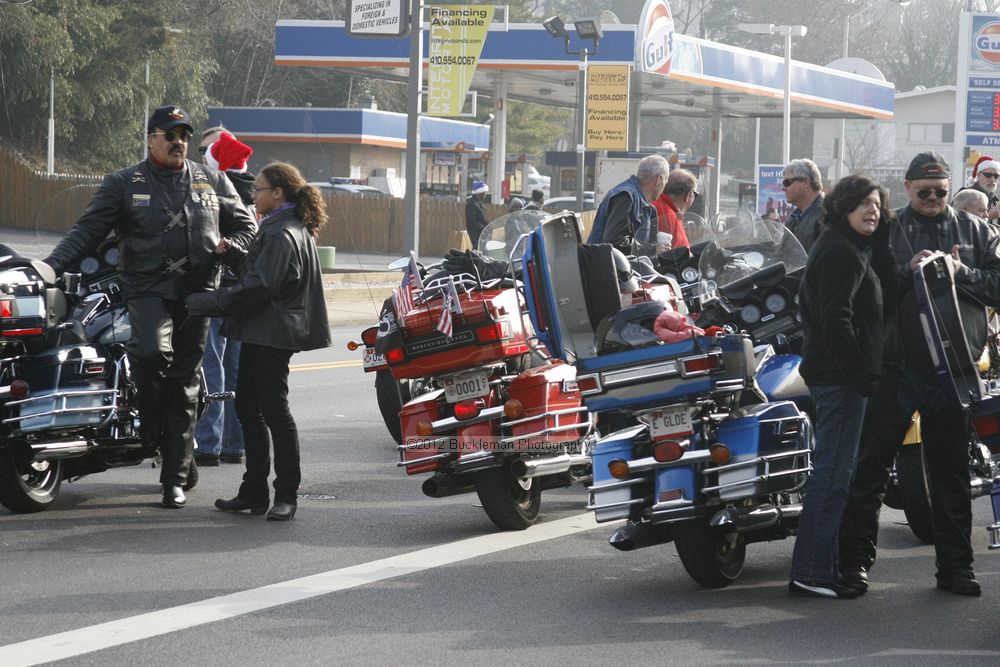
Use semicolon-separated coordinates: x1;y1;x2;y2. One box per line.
788;174;898;598
186;161;332;521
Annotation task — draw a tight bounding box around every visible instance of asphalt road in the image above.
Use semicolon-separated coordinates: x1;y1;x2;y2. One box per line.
0;326;998;666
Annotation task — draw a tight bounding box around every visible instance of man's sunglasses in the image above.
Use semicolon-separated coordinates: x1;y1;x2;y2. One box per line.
981;172;1000;180
916;187;949;200
149;129;192;143
198;145;209;155
782;177;806;188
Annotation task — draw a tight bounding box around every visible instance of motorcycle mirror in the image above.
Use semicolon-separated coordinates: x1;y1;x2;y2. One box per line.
386;257;410;271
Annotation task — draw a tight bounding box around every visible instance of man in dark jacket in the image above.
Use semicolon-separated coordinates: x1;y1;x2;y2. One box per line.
782;158;824;252
465;180;490;245
44;105;257;509
839;151;1000;597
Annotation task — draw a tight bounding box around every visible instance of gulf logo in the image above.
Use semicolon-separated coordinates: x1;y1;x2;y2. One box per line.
637;0;675;75
975;21;1000;65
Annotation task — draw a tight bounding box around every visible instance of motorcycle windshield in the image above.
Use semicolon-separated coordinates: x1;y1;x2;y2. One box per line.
682;212;716;247
476;209;548;264
696;208;807;300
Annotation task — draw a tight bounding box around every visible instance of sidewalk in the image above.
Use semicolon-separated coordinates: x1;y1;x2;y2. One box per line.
1;227;400;326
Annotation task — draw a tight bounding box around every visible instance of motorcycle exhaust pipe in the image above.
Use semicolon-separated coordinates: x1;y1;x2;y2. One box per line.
509;453;591;479
710;503;803;534
13;438;90;462
421;474;475;498
609;522;674;551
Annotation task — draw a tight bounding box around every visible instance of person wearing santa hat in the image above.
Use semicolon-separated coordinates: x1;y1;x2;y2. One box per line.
193;126;257;468
955;155;1000;222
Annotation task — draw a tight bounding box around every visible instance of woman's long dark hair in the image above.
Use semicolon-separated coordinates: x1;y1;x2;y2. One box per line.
259;161;328;238
820;174;893;232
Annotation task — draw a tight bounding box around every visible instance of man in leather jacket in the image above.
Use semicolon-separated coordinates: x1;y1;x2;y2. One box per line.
44;105;257;509
587;154;667;255
838;151;1000;597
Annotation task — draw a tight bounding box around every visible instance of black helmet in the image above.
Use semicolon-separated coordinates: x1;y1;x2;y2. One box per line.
612;247;639;295
595;301;666;354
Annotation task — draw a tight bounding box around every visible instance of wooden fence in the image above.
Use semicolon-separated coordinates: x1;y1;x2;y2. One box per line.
0;148;595;255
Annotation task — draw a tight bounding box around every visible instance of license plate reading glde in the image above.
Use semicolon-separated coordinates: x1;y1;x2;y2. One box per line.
443;370;490;403
649;406;693;439
363;348;386;370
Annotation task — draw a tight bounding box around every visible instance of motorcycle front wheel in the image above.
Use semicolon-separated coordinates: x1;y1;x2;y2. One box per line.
0;447;63;513
673;519;746;588
473;463;541;531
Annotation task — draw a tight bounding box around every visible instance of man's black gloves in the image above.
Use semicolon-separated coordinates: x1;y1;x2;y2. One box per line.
441;249;509;281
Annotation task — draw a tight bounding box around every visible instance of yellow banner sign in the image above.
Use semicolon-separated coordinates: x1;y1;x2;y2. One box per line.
427;5;494;117
586;65;631;150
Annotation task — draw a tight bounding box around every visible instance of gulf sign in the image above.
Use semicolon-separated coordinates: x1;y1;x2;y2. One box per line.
975;20;1000;65
636;0;675;75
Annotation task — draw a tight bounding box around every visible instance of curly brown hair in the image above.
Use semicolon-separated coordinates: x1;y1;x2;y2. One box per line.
259;161;329;238
820;174;893;233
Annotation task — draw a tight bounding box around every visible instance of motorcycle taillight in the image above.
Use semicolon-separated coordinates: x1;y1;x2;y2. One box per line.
474;321;504;343
386;347;405;364
361;326;379;346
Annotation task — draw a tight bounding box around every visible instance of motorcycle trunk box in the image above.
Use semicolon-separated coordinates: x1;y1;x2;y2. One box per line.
388;287;530;380
4;344;112;434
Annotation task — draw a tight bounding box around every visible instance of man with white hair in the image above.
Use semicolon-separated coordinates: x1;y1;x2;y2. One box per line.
955;156;1000;222
587;154;668;254
952;188;989;220
782;158;825;251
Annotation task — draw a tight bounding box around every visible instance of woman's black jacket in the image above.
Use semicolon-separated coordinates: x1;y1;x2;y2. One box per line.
797;226;897;394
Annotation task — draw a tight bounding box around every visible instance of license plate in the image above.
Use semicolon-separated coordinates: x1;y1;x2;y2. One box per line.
442;370;490;403
648;406;693;439
363;348;386;371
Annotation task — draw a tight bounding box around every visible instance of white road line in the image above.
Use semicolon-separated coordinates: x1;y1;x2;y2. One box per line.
0;513;608;667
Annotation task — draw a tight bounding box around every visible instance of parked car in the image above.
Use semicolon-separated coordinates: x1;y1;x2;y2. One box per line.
542;194;596;213
308;182;388;198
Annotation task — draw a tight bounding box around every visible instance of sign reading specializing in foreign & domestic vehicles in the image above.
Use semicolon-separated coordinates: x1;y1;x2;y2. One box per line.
426;5;493;117
347;0;409;37
586;65;631;150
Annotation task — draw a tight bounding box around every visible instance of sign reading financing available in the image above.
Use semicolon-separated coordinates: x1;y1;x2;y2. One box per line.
636;0;675;75
347;0;408;37
427;5;494;117
586;65;631;150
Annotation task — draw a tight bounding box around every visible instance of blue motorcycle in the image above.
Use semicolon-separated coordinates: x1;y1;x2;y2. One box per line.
521;212;813;588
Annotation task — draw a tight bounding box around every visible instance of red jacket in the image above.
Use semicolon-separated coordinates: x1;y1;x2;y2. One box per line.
652;193;690;249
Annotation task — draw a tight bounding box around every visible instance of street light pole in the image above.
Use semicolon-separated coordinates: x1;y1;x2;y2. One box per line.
576;48;588;213
739;23;806;167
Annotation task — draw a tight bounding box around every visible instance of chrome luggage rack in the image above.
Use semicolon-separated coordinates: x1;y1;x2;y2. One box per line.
3;387;118;434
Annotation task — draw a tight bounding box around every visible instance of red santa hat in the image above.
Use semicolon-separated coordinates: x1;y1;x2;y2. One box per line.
205;132;253;173
970;155;1000;185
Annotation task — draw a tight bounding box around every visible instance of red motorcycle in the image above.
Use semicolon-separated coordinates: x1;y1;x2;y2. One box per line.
354;213;593;530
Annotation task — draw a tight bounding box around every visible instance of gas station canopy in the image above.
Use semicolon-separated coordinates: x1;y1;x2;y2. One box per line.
273;19;895;122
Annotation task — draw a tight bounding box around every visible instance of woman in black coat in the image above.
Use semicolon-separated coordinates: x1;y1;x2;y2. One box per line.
788;174;897;598
186;162;332;520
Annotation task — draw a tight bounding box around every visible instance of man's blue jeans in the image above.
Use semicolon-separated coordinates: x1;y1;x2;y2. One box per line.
790;384;868;583
194;318;244;457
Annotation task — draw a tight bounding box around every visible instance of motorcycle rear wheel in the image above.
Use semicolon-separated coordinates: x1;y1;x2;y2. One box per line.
896;444;934;544
473;463;541;531
375;370;408;445
673;519;746;588
0;448;63;513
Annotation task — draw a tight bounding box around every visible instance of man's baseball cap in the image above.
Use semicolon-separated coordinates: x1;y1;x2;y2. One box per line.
906;151;951;181
147;105;193;134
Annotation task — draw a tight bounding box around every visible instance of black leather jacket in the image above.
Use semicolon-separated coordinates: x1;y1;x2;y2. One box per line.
887;204;1000;371
185;208;332;352
45;159;256;298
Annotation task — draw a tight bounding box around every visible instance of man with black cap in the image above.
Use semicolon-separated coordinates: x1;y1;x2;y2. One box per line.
838;150;1000;597
44;105;257;509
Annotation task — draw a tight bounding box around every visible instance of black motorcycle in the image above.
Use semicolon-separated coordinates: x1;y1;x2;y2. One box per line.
0;187;213;513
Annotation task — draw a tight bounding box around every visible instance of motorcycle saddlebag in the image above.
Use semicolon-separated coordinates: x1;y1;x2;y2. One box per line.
4;344;112;434
706;401;810;502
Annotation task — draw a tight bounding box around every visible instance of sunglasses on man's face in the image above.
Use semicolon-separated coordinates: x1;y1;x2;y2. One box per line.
150;129;192;143
198;145;209;155
782;177;805;188
981;171;1000;180
916;187;949;200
